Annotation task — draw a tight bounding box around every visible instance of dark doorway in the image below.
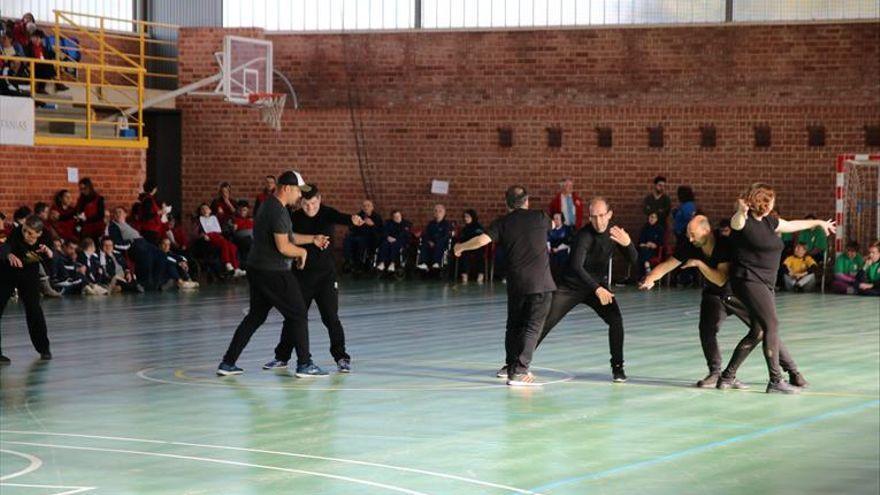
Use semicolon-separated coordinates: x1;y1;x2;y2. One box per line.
144;109;182;215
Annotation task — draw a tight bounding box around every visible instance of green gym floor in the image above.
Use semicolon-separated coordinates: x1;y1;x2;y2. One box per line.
0;280;878;494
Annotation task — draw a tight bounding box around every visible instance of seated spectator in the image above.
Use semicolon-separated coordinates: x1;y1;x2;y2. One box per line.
672;186;697;286
197;203;245;277
164;213;190;252
783;242;818;292
548;212;573;275
133;180;164;244
158;238;199;290
799;214;828;264
12;13;35;48
376;210;411;273
253;175;276;214
344;199;383;272
109;206;165;290
12;206;32;228
50;239;87;295
24;30;66;94
210;182;237;229
76;178;106;241
50;189;79;242
549;177;585;229
855;240;880;296
643;175;671;227
637;212;665;278
0;32;22;96
232;200;254;265
417;204;452;271
832;241;863;294
97;236;141;293
458;209;485;283
716;218;732;238
77;237;109;295
32;202;58;242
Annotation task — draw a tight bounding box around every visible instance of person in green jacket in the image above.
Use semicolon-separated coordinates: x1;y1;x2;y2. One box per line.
832;240;864;294
856;241;880;296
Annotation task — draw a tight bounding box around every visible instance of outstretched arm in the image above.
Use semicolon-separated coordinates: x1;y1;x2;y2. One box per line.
777;218;836;235
639;257;682;290
454;234;492;257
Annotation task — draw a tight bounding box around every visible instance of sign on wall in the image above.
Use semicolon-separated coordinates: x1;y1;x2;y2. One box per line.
0;95;35;146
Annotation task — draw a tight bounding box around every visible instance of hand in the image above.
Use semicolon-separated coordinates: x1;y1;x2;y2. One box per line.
681;259;703;270
351;215;365;227
37;244;53;259
595;287;615;305
364;218;375;227
78;266;87;274
76;212;86;221
387;236;396;243
736;198;749;215
820;219;837;236
858;282;873;291
646;242;657;250
203;234;210;241
313;235;330;250
125;272;134;283
453;244;463;258
428;241;435;248
295;248;307;270
7;253;23;268
638;278;655;291
609;226;631;246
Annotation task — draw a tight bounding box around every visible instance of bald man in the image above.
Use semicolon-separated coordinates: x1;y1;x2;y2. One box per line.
639;215;807;389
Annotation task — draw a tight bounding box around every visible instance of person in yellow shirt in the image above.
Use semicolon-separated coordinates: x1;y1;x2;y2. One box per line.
783;243;818;292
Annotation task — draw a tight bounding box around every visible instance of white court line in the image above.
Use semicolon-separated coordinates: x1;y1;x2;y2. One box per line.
0;449;43;481
0;430;544;495
135;365;575;392
0;483;95;495
3;441;430;495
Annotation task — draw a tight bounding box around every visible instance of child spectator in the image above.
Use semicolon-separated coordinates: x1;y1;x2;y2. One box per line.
51;189;79;242
197;203;245;277
164;213;189;252
799;214;829;263
210;182;237;229
548;212;573;275
417;204;452;271
51;239;87;295
376;210;411;273
458;209;486;283
855;241;880;296
78;237;109;295
33;202;59;243
637;212;665;278
783;242;818;292
97;236;141;293
232;200;254;265
158;238;199;290
832;241;864;294
134;180;164;244
76;178;106;241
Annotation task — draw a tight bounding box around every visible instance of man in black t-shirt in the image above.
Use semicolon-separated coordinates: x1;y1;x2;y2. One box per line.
218;170;329;378
454;186;556;386
640;215;804;388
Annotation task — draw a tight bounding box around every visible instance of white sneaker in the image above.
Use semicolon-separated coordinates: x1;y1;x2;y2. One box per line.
225;262;234;272
179;280;200;290
233;269;247;278
477;274;485;284
417;263;428;271
93;284;110;296
386;263;395;273
461;274;469;283
432;263;440;269
376;262;386;271
83;284;97;295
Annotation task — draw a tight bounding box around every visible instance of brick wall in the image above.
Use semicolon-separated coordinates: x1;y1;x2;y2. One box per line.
0;146;146;216
178;22;880;234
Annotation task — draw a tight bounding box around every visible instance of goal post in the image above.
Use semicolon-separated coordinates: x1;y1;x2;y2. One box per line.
835;154;880;253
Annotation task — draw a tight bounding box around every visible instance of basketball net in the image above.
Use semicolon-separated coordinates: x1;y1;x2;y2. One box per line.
248;92;287;131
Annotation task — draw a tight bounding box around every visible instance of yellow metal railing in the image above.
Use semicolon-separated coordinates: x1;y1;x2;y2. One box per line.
52;10;179;87
0;54;147;149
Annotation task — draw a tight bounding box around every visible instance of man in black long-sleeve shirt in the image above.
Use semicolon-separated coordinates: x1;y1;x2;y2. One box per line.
455;186;556;386
538;197;637;382
263;185;364;373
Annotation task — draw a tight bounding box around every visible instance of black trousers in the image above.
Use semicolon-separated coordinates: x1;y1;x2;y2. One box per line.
506;291;553;376
222;269;311;366
295;272;350;362
0;268;51;356
537;287;625;367
699;293;797;375
721;278;793;383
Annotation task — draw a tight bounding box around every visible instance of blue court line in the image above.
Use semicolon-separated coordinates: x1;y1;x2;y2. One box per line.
526;399;880;494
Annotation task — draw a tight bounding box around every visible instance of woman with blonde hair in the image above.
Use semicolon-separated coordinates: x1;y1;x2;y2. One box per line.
717;183;835;394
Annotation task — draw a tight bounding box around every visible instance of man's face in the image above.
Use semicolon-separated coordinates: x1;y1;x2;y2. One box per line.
302;196;321;217
655;181;666;194
794;244;807;257
36;208;49;220
363;200;374;215
434;205;445;221
63;243;77;258
265;177;276;191
102;240;114;254
22;225;41;246
392;212;402;223
79;183;88;195
562;180;574;195
688;222;711;247
280;185;302;206
114;208;126;222
589;201;612;233
160;239;171;253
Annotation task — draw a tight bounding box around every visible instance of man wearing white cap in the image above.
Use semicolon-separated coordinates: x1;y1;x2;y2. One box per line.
217;170;328;377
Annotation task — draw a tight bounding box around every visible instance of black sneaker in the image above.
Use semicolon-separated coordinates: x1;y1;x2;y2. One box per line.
337;358;352;373
717;376;750;390
40;352;52;361
696;372;720;388
216;362;243;376
766;380;800;394
789;371;809;388
612;366;627;383
507;372;541;387
495;365;508;378
0;354;10;365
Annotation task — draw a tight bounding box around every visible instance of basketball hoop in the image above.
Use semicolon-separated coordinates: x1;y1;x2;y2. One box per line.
248;92;287;131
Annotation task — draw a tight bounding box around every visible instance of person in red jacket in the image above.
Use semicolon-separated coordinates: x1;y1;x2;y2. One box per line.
253;175;276;215
76;178;106;241
50;189;79;242
135;180;164;244
210;182;237;229
548;178;585;229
